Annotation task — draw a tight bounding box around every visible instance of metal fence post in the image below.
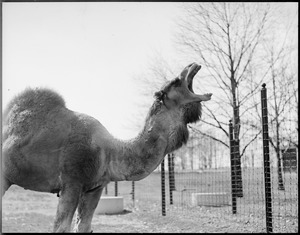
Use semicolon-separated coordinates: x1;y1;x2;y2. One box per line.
161;159;166;216
132;181;135;207
171;153;176;191
104;185;108;195
229;120;237;214
114;181;118;196
168;154;174;205
261;83;273;233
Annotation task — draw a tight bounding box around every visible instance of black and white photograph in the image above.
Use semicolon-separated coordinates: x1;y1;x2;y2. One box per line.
1;1;298;233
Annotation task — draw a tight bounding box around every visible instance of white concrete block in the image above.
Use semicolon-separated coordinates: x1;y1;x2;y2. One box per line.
191;192;230;207
95;196;124;214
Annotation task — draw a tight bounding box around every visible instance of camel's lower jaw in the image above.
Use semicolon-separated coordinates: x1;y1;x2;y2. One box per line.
191;93;213;103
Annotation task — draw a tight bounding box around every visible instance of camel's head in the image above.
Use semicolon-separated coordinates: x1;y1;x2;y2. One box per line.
154;63;212;124
146;63;212;153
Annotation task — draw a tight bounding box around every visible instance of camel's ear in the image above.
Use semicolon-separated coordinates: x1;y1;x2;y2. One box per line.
154;90;165;101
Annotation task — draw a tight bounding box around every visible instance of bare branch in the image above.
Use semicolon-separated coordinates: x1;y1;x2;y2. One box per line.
240;129;262;157
188;125;229;148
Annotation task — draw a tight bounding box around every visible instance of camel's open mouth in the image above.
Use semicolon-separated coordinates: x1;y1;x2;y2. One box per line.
182;63;212;102
186;63;201;92
156;63;211;104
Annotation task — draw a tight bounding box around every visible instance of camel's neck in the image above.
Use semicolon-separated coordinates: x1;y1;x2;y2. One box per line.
107;131;167;181
104;102;189;181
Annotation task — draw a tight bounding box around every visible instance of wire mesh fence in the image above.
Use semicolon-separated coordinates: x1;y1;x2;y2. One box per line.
103;84;297;233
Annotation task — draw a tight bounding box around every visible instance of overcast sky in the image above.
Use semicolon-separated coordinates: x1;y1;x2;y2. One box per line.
2;2;298;139
3;2;183;139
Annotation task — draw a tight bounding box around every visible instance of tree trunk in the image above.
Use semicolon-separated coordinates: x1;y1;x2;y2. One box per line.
272;70;285;190
188;145;194;170
275;132;285;190
234;140;243;197
232;80;243;197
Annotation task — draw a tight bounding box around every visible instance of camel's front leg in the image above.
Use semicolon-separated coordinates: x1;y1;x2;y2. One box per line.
53;184;81;232
74;187;103;233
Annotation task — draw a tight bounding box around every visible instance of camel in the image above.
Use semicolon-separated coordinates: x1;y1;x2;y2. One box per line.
2;62;212;232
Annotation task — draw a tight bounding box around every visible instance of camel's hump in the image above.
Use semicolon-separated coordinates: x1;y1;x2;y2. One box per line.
4;87;66;116
3;88;67;140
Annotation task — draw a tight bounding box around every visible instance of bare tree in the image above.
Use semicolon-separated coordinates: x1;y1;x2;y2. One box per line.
244;4;298;189
130;3;297;186
290;81;299;148
263;36;298;189
175;2;275;196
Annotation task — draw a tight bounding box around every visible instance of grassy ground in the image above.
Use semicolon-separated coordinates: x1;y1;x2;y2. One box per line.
106;168;298;233
2;168;298;233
